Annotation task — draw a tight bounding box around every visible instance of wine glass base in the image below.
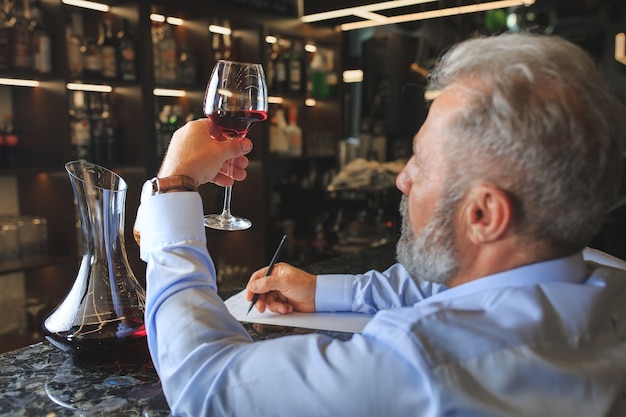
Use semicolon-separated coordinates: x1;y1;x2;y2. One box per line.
204;214;252;231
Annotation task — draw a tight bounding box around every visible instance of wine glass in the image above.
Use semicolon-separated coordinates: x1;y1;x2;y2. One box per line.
203;60;268;231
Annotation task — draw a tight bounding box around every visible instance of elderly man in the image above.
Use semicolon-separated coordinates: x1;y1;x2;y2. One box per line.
137;32;626;416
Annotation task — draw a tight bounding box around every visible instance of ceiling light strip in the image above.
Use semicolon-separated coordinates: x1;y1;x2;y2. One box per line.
153;88;186;97
302;0;437;23
61;0;109;12
0;78;40;87
340;0;535;31
352;10;388;22
67;83;112;92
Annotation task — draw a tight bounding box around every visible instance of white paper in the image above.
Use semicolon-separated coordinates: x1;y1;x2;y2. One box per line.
225;289;373;333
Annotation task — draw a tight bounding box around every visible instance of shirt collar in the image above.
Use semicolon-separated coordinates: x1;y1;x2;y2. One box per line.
427;251;586;303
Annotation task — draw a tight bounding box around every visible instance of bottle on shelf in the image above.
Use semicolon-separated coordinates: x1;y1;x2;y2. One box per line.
309;50;329;99
66;12;84;79
116;18;136;81
156;104;172;159
6;0;32;71
69;90;92;160
288;40;304;95
88;91;105;163
101;93;119;165
28;0;52;74
83;31;102;79
157;23;179;85
274;40;288;94
285;104;302;157
99;16;117;80
269;106;288;154
179;41;197;85
0;1;9;71
4;114;19;168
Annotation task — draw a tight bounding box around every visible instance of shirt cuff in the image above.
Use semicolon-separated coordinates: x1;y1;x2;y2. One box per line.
315;274;354;312
138;192;206;260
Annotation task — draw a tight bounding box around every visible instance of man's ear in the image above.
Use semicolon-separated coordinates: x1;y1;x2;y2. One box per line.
461;184;512;244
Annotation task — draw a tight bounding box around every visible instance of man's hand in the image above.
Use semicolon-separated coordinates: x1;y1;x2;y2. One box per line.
158;118;253;188
246;263;316;314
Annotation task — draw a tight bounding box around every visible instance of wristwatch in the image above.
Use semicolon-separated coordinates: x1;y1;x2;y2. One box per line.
140;175;197;203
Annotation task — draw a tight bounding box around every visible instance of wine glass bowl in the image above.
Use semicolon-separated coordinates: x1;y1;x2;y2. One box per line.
203;60;268;231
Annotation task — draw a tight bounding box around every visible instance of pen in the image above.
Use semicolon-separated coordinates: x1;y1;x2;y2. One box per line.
247;234;287;315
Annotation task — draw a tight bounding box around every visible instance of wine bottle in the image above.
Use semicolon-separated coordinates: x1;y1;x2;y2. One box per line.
179;42;197;85
29;0;52;74
117;18;136;81
69;91;92;160
99;16;117;80
66;13;84;79
83;34;102;79
288;41;304;94
285;104;302;157
158;23;179;85
6;0;31;71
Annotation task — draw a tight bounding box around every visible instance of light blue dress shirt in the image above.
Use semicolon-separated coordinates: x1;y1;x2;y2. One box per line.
139;192;626;417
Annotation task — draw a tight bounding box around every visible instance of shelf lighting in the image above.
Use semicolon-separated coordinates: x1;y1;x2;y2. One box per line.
0;78;40;87
61;0;109;12
153;88;186;97
166;17;184;26
302;0;437;23
209;25;231;35
268;96;284;104
304;44;317;53
616;33;626;65
343;69;363;83
265;36;278;44
67;83;112;92
150;13;165;23
339;0;535;31
305;98;317;107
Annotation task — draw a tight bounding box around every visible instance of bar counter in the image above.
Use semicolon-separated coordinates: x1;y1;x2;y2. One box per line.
0;241;397;416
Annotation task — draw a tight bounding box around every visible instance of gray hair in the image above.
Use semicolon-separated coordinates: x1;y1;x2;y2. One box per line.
427;32;625;250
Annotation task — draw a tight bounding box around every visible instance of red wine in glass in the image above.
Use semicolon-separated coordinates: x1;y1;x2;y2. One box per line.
209;109;268;140
203;60;268;231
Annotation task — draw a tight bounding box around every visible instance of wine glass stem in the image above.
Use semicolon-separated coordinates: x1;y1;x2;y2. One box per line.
221;158;235;218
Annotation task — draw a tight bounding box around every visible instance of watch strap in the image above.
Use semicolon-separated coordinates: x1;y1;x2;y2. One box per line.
151;175;197;194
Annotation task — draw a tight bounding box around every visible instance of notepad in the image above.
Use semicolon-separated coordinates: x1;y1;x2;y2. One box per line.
225;289;373;333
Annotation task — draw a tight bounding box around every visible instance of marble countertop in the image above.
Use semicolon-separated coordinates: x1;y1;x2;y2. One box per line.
0;241;397;416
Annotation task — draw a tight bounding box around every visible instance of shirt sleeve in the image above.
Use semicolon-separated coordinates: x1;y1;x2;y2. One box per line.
315;263;447;314
137;193;439;417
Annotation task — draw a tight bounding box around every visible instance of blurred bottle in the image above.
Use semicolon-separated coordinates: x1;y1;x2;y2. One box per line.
6;0;31;70
101;93;119;165
309;51;329;99
4;114;19;168
117;18;136;81
269;107;288;154
0;1;9;71
66;12;84;79
288;41;304;94
83;25;102;79
274;40;287;94
179;42;197;85
88;92;105;164
156;104;172;159
99;16;117;80
158;23;179;85
266;42;278;94
151;21;162;84
29;0;52;74
69;90;91;160
285;104;302;157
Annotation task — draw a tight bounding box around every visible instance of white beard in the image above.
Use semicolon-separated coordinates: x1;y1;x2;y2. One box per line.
396;194;459;284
